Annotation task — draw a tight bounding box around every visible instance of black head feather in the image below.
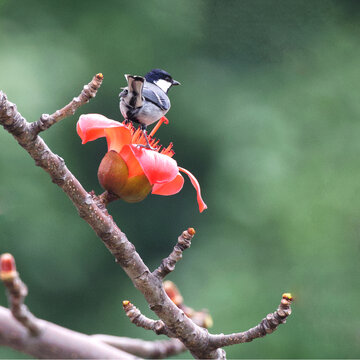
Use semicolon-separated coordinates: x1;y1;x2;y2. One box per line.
145;69;173;83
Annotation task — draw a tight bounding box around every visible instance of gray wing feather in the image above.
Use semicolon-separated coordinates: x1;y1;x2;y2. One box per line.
142;82;171;111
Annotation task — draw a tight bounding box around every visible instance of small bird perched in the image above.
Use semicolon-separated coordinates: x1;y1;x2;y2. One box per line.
119;69;180;149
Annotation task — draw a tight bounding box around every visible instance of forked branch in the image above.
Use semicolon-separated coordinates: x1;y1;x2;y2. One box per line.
0;254;137;359
0;74;293;359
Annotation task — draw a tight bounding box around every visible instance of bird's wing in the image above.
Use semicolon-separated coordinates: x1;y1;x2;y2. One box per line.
142;82;171;111
126;75;145;108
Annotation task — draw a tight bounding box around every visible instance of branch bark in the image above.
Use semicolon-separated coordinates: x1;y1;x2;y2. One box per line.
92;335;186;359
0;306;137;359
122;300;171;336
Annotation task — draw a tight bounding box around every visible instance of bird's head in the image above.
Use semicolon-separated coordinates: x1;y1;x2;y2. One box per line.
145;69;181;93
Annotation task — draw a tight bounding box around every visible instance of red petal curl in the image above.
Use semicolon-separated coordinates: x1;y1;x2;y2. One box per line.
77;114;131;152
152;173;184;195
178;167;207;213
120;145;178;185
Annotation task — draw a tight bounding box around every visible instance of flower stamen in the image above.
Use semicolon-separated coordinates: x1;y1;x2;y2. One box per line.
161;143;175;157
122;118;173;155
149;116;169;137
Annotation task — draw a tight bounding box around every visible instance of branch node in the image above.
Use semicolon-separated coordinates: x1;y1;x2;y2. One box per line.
94;190;119;210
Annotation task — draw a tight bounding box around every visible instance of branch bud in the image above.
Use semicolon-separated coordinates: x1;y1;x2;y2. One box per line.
163;280;183;306
282;293;293;301
0;253;17;280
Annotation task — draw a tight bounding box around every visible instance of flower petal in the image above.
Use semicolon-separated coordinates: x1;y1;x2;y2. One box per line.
152;173;184;195
77;114;131;152
121;145;178;185
104;127;132;153
119;145;145;178
179;167;207;213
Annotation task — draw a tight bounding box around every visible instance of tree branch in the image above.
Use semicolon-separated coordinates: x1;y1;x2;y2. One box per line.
122;300;171;336
92;335;186;359
0;306;137;359
30;73;103;134
0;76;293;359
0;253;138;358
0;85;219;359
0;253;41;336
209;294;293;349
153;228;195;279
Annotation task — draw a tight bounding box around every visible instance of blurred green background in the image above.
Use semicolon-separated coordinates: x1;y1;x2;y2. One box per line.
1;0;360;358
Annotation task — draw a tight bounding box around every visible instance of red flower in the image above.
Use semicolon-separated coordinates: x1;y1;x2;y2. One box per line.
77;114;207;212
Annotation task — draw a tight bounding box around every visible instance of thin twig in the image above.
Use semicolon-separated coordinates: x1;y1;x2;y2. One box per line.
92;335;186;359
122;301;171;336
0;253;41;336
30;73;104;134
209;294;293;349
153;228;195;279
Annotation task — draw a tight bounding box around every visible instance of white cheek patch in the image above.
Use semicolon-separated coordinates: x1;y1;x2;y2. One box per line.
155;79;172;93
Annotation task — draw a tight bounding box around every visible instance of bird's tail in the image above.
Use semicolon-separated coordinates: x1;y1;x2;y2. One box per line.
125;74;144;108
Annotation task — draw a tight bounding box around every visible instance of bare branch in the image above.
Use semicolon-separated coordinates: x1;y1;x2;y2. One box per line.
0;306;137;359
153;228;195;279
0;254;137;358
122;300;171;336
0;79;293;359
209;294;293;349
0;87;220;359
30;73;104;134
92;335;186;359
0;253;41;336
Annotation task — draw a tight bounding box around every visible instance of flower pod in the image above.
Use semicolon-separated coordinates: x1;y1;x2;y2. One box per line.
98;151;128;196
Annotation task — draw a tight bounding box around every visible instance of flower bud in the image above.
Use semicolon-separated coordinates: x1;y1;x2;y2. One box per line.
282;293;293;301
0;253;17;280
163;280;183;306
98;151;128;196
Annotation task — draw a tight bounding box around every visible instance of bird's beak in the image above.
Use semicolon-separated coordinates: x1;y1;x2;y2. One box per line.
172;79;181;86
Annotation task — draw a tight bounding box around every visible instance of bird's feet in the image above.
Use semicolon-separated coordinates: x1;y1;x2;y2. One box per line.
138;126;157;150
136;143;157;151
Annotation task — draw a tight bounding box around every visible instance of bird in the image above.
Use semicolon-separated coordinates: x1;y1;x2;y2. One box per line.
119;69;181;149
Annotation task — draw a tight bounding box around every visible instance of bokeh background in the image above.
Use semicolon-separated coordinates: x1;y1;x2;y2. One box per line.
1;0;360;358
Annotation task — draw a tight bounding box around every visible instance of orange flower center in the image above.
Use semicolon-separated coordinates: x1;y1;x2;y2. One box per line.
122;117;175;158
